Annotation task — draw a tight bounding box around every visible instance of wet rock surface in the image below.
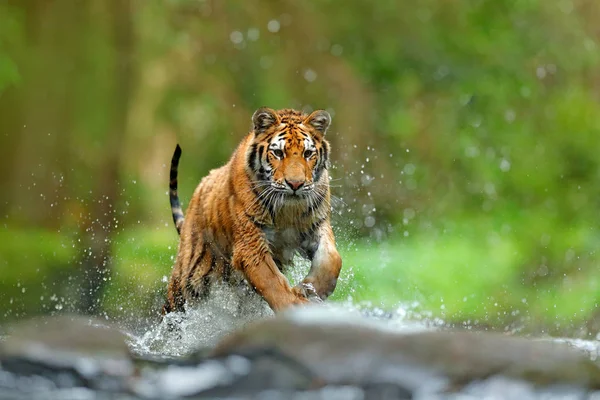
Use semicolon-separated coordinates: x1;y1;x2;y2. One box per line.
215;308;600;390
1;309;600;399
0;316;134;399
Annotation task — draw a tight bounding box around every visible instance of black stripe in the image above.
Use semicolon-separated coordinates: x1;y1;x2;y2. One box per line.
308;216;327;234
245;212;266;229
170;144;184;234
200;251;217;298
257;144;265;164
255;144;269;181
267;197;277;221
247;143;258;172
314;141;330;181
169;144;182;190
222;258;232;283
313;147;325;182
186;242;206;295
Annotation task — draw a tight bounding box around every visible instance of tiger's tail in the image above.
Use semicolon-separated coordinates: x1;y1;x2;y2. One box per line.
170;144;184;235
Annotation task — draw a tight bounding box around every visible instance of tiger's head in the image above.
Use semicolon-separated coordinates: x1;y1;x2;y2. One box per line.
247;107;332;200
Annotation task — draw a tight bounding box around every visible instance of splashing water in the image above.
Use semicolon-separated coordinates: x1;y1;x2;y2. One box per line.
129;292;431;359
129;284;274;357
124;248;437;359
5;273;600;399
127;286;600;366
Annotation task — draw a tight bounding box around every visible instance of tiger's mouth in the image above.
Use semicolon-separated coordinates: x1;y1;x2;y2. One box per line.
270;182;315;197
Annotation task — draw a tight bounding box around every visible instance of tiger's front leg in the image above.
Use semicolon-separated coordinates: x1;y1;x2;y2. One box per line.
233;218;309;312
299;222;342;300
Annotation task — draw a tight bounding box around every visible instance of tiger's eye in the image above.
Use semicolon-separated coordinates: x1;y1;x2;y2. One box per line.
303;149;313;158
273;149;284;158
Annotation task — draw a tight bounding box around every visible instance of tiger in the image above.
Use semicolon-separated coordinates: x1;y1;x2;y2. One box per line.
163;107;343;314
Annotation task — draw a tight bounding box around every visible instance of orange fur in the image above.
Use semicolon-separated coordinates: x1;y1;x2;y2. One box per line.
163;108;342;314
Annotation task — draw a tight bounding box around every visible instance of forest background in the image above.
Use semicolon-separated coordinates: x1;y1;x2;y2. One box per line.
2;0;600;336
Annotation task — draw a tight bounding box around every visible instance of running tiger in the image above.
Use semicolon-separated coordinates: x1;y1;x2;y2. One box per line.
163;107;342;314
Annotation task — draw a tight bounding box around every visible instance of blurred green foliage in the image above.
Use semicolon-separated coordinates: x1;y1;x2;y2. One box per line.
1;0;600;335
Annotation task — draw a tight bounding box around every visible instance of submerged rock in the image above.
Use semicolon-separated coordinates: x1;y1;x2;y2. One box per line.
0;315;134;394
3;309;600;399
132;348;320;398
0;315;322;399
213;306;600;397
0;315;131;360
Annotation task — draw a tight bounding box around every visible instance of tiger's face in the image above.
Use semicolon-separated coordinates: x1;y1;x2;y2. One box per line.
248;107;331;201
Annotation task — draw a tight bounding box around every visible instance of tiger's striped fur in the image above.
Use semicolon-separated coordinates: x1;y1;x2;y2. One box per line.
169;144;184;234
163;107;342;314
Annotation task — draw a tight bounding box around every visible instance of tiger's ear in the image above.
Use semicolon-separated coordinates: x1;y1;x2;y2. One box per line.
304;110;331;135
252;107;279;134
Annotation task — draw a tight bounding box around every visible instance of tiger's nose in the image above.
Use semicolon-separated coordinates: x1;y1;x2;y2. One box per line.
286;179;304;191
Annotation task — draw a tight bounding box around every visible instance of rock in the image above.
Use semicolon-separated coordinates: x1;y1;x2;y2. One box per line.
213;306;600;396
132;348;320;398
0;315;321;399
0;315;134;393
4;310;600;399
1;315;131;359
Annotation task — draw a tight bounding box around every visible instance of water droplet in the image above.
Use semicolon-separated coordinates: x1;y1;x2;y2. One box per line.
330;44;343;56
230;31;243;44
520;86;531;98
465;146;479;158
303;69;317;82
403;164;416;175
499;159;511;172
267;19;280;33
536;66;546;80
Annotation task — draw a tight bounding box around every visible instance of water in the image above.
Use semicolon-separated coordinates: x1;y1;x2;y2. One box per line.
124;291;600;399
130;284;275;357
127;282;434;359
3;281;600;399
127;282;600;362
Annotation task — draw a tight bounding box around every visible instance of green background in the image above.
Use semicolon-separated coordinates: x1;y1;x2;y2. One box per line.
1;0;600;336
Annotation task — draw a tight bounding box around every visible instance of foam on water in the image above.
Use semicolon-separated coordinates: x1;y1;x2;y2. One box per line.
553;337;600;361
281;301;433;335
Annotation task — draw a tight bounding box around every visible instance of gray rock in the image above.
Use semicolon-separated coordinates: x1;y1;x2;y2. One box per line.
4;310;600;399
213;306;600;395
0;315;321;399
0;315;134;393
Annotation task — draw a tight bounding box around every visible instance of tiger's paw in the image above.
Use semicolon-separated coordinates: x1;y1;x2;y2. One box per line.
292;282;323;304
